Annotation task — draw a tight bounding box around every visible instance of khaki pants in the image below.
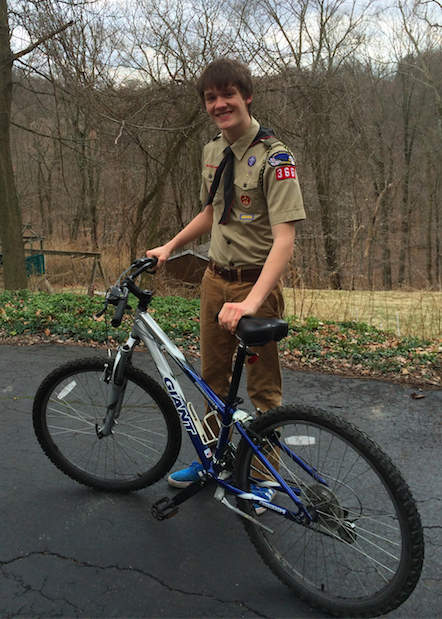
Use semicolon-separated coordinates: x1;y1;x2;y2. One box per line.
200;266;284;412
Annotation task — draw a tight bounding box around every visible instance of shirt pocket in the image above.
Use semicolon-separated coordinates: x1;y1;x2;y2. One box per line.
201;166;217;204
234;174;264;213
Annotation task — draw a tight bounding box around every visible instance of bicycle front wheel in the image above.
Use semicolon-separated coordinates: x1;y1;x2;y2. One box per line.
235;405;424;617
33;357;181;491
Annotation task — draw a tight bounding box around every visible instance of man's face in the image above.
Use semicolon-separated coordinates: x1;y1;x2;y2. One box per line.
204;85;252;143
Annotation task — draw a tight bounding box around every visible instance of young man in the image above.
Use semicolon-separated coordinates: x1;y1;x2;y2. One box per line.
146;58;305;496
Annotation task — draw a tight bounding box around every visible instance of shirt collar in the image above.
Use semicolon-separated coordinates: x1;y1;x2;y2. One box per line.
217;117;260;160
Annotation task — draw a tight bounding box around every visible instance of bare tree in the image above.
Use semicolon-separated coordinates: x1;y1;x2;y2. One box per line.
1;1;69;288
104;0;238;258
233;0;375;288
395;0;442;285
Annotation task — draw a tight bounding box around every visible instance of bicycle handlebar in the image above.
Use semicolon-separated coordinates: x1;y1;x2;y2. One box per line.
111;287;129;328
129;256;158;280
100;257;158;327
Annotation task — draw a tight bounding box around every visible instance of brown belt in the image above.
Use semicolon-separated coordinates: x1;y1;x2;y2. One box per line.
208;260;262;283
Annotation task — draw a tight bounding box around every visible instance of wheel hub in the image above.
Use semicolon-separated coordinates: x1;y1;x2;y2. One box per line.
305;483;344;531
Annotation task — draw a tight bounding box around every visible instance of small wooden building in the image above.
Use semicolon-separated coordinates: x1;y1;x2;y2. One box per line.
165;243;210;284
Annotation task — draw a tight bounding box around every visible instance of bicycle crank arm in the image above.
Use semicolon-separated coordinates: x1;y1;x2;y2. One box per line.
151;476;211;520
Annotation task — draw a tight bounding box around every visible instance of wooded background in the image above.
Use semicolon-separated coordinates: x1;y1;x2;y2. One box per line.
3;0;442;290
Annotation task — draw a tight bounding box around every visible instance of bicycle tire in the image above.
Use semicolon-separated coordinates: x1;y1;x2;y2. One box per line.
235;405;424;617
33;357;181;492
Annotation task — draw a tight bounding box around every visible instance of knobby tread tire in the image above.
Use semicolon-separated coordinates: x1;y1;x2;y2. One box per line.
235;405;424;618
33;357;181;492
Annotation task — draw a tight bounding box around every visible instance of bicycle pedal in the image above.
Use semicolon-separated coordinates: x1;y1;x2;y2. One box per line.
151;496;179;520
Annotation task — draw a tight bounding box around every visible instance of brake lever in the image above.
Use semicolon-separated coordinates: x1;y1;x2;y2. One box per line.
95;286;132;319
95;301;108;318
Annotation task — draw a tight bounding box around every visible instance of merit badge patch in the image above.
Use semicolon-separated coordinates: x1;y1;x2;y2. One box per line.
268;151;296;167
239;213;255;221
276;166;297;180
240;194;252;207
248;156;256;167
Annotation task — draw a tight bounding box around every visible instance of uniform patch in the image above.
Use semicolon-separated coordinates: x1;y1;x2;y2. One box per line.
248;156;256;167
268;151;296;167
276;166;297;180
239;213;255;221
240;194;251;207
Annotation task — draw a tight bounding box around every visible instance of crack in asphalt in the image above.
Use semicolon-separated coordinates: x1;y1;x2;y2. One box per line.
0;551;270;618
0;564;82;618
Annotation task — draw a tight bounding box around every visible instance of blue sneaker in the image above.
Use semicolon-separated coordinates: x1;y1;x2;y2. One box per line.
168;462;205;488
251;484;277;515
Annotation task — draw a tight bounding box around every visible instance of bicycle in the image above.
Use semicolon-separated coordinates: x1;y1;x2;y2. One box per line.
33;257;424;618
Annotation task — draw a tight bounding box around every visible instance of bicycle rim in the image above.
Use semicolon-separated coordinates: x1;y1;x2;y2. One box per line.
235;406;423;617
33;358;181;491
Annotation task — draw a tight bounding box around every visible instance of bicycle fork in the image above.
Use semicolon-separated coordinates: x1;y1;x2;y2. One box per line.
96;343;132;438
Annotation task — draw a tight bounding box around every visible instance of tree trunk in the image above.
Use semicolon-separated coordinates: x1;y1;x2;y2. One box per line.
129;106;201;261
313;160;342;289
0;0;27;290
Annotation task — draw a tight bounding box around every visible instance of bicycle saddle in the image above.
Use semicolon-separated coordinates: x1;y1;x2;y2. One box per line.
236;316;288;347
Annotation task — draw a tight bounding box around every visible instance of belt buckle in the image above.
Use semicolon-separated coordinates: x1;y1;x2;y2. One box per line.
217;266;232;280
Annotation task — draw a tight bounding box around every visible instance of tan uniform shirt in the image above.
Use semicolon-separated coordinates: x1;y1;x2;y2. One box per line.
200;117;305;269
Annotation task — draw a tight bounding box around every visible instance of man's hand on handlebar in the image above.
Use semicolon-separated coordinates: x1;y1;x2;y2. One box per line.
146;245;172;269
99;258;158;327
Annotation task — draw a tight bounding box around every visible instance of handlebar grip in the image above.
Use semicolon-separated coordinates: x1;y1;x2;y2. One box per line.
111;290;129;327
130;256;159;279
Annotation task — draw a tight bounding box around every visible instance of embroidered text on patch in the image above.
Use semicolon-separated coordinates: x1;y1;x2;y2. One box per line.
276;166;297;180
239;214;255;221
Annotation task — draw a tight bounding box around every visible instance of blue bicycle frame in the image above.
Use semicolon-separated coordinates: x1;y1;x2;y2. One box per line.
107;304;325;525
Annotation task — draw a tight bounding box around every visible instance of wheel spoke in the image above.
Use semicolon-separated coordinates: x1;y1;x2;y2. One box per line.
236;405;423;616
33;358;181;491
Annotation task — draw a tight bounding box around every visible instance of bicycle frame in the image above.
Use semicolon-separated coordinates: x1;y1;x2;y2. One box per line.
105;305;321;524
32;260;425;616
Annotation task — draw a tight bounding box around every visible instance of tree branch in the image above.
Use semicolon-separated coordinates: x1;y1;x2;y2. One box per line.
12;20;74;61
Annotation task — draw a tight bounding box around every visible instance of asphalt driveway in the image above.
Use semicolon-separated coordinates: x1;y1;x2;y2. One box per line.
0;343;440;618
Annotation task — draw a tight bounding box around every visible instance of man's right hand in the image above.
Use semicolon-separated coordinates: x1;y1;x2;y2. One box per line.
145;245;172;269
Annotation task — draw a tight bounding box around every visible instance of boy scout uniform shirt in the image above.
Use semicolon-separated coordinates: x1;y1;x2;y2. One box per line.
200;117;305;269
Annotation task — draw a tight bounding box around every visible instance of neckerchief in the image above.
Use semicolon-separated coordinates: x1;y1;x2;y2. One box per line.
205;126;276;224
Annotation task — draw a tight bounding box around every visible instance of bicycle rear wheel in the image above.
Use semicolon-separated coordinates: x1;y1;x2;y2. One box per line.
235;405;424;617
33;357;181;491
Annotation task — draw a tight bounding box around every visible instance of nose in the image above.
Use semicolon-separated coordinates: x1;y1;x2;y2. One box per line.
214;96;227;109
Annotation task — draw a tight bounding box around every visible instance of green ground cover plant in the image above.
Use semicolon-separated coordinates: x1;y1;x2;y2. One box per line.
0;291;200;345
281;316;441;386
0;291;440;386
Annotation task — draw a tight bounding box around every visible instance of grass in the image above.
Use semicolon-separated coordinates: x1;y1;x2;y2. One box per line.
0;289;440;386
284;288;442;340
16;241;442;339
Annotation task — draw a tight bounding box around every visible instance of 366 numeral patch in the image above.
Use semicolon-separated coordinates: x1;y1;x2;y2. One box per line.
276;166;296;180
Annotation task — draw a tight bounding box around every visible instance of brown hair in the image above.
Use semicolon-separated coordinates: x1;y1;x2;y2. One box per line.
196;58;253;113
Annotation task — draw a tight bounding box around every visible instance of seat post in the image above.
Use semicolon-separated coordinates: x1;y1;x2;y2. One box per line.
224;343;247;409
